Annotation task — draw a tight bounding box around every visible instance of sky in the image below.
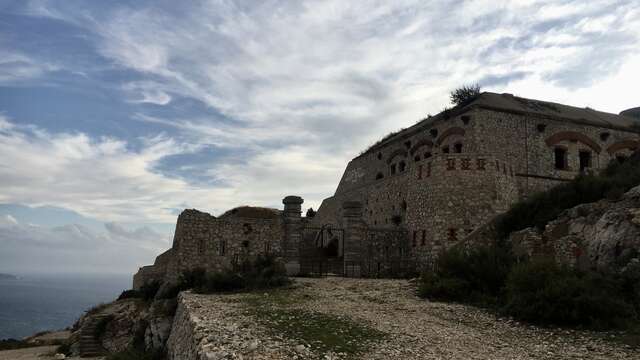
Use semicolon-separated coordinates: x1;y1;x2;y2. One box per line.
0;0;639;275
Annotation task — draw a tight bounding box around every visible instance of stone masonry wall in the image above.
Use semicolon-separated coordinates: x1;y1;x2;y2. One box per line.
171;210;285;280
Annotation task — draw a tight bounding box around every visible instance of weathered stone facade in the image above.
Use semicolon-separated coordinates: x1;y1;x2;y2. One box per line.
134;92;640;286
312;92;640;265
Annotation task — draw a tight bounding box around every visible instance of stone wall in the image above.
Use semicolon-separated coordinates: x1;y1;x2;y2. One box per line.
313;95;640;265
165;294;201;360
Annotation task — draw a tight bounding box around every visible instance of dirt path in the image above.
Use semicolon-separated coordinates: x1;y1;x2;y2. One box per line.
181;277;638;359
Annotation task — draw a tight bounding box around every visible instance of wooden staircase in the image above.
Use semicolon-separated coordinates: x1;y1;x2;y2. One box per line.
79;314;110;357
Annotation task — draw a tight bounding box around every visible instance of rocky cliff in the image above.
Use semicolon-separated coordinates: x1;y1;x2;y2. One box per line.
510;184;640;273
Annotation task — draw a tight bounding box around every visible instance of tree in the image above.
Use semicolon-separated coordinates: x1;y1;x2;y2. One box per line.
305;208;316;218
450;84;481;106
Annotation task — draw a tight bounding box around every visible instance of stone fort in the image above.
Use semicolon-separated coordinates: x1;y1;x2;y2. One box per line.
133;92;640;288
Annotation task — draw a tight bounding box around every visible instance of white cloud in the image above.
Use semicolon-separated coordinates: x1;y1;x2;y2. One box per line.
10;0;640;220
0;214;18;227
0;220;171;274
0;51;58;84
122;81;172;105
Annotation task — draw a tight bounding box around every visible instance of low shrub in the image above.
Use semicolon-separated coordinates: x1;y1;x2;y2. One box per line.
418;244;514;305
504;259;637;329
197;255;289;294
0;339;37;351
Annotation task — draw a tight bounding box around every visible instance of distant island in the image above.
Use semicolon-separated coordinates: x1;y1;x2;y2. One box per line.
0;273;17;280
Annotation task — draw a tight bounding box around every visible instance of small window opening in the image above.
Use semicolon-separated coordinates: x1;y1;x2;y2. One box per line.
376;172;384;180
421;230;426;246
377;152;382;160
399;161;406;172
616;155;627;163
404;141;412;149
390;164;397;174
219;239;226;256
600;132;610;141
461;115;471;125
424;152;432;159
554;147;567;170
454;143;463;153
442;146;450;154
412;231;417;247
579;151;591;172
414;155;421;162
430;129;438;138
537;124;546;133
242;240;250;248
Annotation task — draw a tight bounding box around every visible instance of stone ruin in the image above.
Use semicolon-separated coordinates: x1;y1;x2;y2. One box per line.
134;92;640;287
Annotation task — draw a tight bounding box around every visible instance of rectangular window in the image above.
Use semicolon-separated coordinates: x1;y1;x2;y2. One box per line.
579;151;591;171
390;164;397;175
421;230;426;246
554;147;567;170
412;231;417;247
219;239;226;256
417;165;423;179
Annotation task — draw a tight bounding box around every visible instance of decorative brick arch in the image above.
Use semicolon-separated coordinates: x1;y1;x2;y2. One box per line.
386;149;408;164
435;127;466;146
545;131;601;153
409;138;434;155
606;140;640;155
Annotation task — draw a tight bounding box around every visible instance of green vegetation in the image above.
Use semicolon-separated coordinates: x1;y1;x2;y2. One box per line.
0;339;38;351
161;254;289;297
419;247;640;332
504;259;637;329
118;281;161;302
419;153;640;336
243;290;386;358
496;151;640;238
450;84;481;106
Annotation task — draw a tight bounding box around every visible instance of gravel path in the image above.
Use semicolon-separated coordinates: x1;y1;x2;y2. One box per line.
182;277;639;360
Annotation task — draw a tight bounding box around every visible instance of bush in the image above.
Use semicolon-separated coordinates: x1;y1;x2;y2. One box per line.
418;245;514;305
504;259;637;329
197;255;289;294
496;151;640;238
0;339;37;351
106;349;165;360
450;84;481;106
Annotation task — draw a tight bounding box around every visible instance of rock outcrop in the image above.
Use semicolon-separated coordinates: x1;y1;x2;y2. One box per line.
510;185;640;272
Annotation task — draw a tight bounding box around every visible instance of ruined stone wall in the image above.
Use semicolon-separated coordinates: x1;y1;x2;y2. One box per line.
171;210;285;278
166;294;201;360
133;249;174;290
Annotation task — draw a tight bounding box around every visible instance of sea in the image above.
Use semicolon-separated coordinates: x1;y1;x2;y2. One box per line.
0;273;131;340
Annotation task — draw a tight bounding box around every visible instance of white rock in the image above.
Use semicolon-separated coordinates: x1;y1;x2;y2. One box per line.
54;354;66;360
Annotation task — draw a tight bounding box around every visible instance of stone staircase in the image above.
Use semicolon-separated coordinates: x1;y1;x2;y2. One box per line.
79;314;110;357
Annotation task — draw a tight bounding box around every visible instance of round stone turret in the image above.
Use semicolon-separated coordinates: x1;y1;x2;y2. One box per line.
283;195;304;217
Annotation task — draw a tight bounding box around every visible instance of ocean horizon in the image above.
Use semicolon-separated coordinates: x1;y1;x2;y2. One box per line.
0;273;131;340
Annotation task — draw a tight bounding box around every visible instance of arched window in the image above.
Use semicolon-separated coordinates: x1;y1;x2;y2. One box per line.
454;143;463;153
399;161;406;172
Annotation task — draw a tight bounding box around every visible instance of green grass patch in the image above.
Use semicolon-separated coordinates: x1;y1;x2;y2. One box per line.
242;291;386;358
